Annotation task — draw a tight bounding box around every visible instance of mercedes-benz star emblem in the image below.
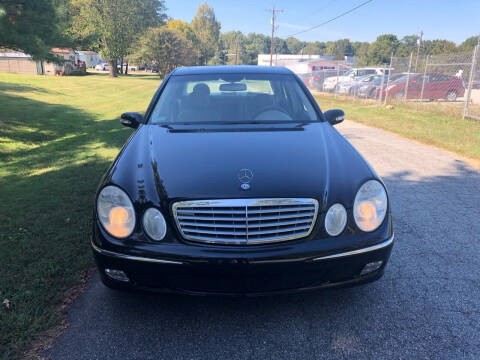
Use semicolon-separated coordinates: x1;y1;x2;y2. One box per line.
238;168;253;190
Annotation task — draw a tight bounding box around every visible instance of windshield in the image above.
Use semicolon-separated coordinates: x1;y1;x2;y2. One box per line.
149;73;319;124
392;75;408;83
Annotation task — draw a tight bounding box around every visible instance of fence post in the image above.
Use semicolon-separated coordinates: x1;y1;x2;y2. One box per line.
322;69;325;92
463;45;479;119
384;53;394;105
404;52;413;102
377;64;386;105
419;54;429;104
334;66;339;98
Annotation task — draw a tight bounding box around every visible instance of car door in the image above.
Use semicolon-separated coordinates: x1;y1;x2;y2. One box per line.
406;75;422;99
413;74;431;99
426;73;450;99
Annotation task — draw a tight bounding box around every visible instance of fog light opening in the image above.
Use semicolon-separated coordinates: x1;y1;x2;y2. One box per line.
105;268;130;282
360;261;383;276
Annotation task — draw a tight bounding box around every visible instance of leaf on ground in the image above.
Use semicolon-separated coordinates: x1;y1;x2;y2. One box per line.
3;298;11;308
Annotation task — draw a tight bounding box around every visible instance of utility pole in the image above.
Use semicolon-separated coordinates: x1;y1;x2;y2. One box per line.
234;39;239;65
266;7;283;66
414;30;423;72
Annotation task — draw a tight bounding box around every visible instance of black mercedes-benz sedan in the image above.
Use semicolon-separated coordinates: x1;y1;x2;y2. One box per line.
92;65;393;295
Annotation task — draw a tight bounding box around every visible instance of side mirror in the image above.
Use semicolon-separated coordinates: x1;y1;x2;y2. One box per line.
120;112;144;129
324;109;345;126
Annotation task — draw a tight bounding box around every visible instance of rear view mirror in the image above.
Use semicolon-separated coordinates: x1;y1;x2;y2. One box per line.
219;83;247;91
120;112;144;129
324;109;345;126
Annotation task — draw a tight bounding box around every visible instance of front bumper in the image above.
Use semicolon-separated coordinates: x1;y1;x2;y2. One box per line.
92;235;394;296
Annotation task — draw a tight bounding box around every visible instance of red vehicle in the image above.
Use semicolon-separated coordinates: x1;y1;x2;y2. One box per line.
384;73;465;101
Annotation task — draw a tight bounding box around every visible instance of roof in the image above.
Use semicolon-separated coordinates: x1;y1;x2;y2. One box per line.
172;65;293;76
51;47;74;54
78;50;98;55
0;51;31;59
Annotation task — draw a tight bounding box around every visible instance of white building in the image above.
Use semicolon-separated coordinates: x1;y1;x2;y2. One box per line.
77;51;102;68
257;54;326;67
0;51;43;75
257;54;356;75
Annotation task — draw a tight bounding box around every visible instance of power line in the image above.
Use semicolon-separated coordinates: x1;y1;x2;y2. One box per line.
303;0;337;20
286;0;374;37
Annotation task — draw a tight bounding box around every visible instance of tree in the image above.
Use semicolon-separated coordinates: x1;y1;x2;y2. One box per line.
395;35;418;57
242;33;270;64
134;27;196;77
273;37;288;55
423;39;457;55
167;19;198;46
166;19;199;64
209;48;227;65
334;39;353;57
352;41;369;58
0;0;65;61
364;34;400;65
458;36;479;53
303;41;326;55
221;31;245;64
285;37;305;54
71;0;166;76
54;0;100;51
191;3;220;65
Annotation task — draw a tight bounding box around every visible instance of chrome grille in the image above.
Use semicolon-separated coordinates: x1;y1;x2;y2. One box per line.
172;198;319;245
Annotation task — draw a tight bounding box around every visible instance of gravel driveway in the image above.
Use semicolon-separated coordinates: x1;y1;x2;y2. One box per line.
46;121;480;360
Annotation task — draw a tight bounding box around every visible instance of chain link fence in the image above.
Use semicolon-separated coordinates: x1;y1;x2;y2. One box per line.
297;46;480;120
463;45;480;120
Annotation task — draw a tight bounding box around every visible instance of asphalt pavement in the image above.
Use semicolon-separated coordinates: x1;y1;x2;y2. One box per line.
46;121;480;360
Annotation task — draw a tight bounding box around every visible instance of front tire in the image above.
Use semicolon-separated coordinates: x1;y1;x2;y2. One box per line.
392;92;404;101
446;90;457;102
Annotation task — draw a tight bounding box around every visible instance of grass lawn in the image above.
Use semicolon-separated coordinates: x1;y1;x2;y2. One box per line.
0;73;160;359
314;94;480;162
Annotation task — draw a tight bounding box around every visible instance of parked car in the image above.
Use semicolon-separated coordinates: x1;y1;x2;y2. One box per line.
117;64;140;72
308;70;339;91
385;73;465;101
337;75;378;95
355;76;383;98
366;73;405;99
95;63;110;71
145;64;159;73
323;67;390;92
91;66;394;295
356;74;395;98
298;73;313;87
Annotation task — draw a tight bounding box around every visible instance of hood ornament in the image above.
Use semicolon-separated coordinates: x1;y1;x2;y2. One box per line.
238;168;253;190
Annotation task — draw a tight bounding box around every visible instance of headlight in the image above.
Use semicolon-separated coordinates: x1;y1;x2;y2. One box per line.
143;208;167;241
325;203;347;236
97;186;135;238
353;180;388;232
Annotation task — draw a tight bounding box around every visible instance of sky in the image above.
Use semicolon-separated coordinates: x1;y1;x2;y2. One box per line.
165;0;480;44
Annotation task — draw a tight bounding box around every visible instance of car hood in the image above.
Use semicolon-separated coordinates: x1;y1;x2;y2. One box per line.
108;122;375;211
